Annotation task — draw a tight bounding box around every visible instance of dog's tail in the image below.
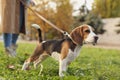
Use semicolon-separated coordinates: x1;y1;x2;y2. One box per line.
32;24;42;43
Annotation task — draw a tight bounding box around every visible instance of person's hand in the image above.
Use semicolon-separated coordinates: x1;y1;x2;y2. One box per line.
30;0;35;6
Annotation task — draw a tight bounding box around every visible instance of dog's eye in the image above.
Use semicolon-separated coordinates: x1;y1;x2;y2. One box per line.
85;30;90;33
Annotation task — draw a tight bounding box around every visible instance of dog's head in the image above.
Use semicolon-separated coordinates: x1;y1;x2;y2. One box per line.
70;25;98;45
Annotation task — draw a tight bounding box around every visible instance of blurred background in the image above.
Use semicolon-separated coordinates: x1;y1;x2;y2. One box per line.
0;0;120;49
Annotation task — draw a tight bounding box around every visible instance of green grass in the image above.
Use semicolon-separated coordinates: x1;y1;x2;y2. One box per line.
0;42;120;80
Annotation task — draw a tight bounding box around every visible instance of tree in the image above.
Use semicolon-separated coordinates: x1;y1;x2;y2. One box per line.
92;0;120;18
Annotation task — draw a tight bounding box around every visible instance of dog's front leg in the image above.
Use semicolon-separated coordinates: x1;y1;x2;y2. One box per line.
59;59;68;77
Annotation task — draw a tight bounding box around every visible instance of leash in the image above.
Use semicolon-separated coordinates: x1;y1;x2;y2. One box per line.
19;0;69;35
19;0;78;45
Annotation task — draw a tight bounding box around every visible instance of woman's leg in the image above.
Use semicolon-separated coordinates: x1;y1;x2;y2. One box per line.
12;34;19;45
3;33;16;57
3;33;12;48
11;34;19;52
11;3;25;54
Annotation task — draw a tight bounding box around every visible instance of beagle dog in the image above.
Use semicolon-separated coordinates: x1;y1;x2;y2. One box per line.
22;24;98;77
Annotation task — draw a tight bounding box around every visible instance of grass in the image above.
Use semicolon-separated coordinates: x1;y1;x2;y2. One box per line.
0;42;120;80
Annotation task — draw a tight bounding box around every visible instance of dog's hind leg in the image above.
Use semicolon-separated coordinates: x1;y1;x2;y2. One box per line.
33;53;49;75
22;58;32;70
22;44;44;70
38;64;43;75
33;53;49;69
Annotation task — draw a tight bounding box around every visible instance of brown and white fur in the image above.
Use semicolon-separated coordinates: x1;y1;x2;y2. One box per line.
22;24;98;77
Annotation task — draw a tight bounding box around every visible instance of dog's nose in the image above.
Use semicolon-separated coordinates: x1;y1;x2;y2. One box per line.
93;36;98;45
94;36;98;41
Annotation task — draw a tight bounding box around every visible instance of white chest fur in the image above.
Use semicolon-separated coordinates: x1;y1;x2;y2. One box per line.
65;45;82;63
59;45;82;77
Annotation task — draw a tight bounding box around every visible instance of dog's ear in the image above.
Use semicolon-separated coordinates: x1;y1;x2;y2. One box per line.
70;27;83;45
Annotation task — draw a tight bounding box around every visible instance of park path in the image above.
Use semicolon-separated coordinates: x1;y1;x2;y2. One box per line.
98;18;120;50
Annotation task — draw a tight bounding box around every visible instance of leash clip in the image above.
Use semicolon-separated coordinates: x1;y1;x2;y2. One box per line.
63;31;71;39
63;31;69;36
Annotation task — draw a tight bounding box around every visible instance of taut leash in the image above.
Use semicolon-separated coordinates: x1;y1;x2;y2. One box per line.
19;0;67;35
19;0;78;44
